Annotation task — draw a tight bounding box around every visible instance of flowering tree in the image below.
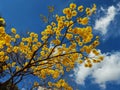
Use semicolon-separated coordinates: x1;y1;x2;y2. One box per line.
0;3;104;90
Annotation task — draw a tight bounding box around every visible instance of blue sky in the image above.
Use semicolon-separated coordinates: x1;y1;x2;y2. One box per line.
0;0;120;90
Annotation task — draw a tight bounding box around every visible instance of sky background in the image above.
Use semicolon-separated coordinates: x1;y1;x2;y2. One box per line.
0;0;120;90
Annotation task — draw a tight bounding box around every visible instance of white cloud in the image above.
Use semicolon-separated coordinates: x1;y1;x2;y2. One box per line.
117;2;120;12
94;6;117;35
74;51;120;89
74;64;91;85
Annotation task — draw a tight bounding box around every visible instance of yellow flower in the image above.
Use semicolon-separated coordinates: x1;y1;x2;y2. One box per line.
70;3;76;9
67;86;73;90
33;38;38;42
5;35;11;43
32;44;38;51
88;63;92;68
12;62;16;67
78;42;83;46
30;32;35;37
34;34;38;38
93;4;96;8
58;21;64;27
77;18;82;24
66;33;73;40
3;66;7;70
11;28;16;34
96;36;99;39
92;59;97;63
81;17;89;25
92;49;99;55
84;63;89;67
51;22;56;27
86;11;92;16
98;56;104;61
53;70;59;79
48;82;52;87
55;83;61;88
36;42;41;47
86;8;92;16
0;17;5;26
60;16;66;20
66;14;72;19
34;82;39;87
15;34;20;38
7;48;11;53
78;60;83;64
0;27;5;33
0;51;4;56
64;21;69;26
61;82;68;87
47;25;52;29
66;68;71;72
52;39;61;45
71;10;77;16
79;54;83;58
78;5;84;12
92;4;97;13
45;29;53;34
5;56;9;60
86;8;91;12
40;51;45;56
13;46;19;53
63;8;71;15
94;40;100;46
86;26;92;33
73;27;79;34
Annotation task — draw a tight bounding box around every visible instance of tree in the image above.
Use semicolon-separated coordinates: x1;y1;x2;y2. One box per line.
0;3;104;90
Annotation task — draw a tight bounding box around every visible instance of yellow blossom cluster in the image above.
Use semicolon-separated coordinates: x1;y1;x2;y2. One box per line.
0;17;6;27
48;79;73;90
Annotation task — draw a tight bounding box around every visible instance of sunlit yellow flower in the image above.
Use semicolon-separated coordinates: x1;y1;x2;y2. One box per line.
5;56;9;60
33;38;38;42
11;28;16;34
5;35;11;43
66;68;71;72
66;33;73;40
78;42;83;46
92;4;97;13
34;82;39;87
0;27;5;33
77;18;82;24
48;82;52;87
6;48;11;53
34;34;38;38
60;16;66;20
98;56;104;61
51;22;56;27
63;8;71;15
72;10;77;16
93;40;100;46
70;3;76;9
53;70;60;79
78;5;84;12
13;46;19;53
15;34;20;38
12;62;16;67
92;49;99;55
30;32;35;37
0;18;5;24
0;51;4;56
47;25;52;29
81;17;89;25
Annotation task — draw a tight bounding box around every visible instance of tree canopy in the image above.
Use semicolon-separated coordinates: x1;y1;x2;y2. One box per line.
0;3;104;90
